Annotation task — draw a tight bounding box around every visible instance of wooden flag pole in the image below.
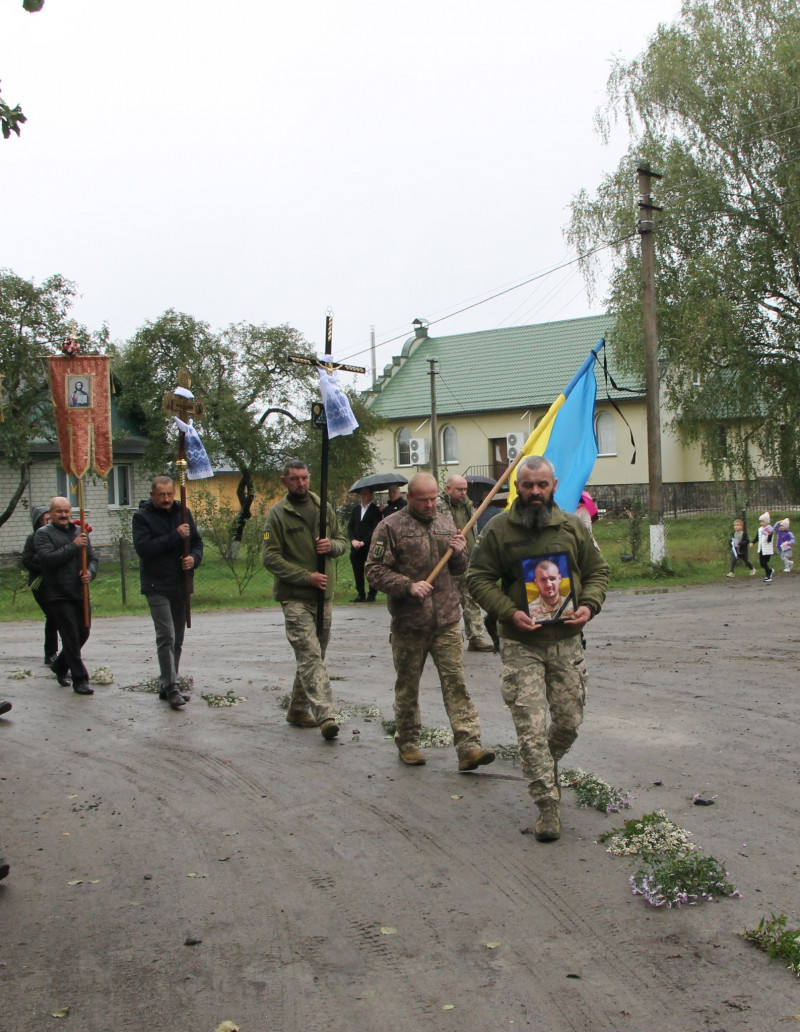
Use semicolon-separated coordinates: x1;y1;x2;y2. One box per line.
424;444;529;586
162;369;205;633
315;314;334;638
77;476;90;628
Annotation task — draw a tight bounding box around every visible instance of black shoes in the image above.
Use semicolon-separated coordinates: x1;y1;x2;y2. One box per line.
159;686;189;705
165;687;186;709
351;594;366;603
0;857;9;881
50;663;72;687
366;592;377;602
73;682;94;695
0;701;11;717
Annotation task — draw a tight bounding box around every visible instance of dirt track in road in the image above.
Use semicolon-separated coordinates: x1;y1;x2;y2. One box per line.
1;578;799;1032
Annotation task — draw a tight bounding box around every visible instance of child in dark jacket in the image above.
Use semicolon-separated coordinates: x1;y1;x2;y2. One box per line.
727;517;756;578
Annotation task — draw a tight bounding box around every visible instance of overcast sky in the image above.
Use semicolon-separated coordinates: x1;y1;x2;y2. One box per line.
2;0;680;383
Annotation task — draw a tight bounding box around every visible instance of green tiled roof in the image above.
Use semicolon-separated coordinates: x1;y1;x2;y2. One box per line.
366;315;642;420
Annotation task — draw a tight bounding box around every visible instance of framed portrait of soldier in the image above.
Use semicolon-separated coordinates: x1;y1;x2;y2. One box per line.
519;551;577;624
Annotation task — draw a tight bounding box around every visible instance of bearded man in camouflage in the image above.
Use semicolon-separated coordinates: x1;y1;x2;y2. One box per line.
467;456;608;842
366;473;495;773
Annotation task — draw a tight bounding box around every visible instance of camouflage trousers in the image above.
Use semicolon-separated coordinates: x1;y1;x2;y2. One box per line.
281;600;336;723
500;635;587;805
391;622;482;759
453;572;485;643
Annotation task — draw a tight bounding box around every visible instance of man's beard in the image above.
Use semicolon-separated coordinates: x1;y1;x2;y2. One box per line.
519;496;554;530
288;489;309;504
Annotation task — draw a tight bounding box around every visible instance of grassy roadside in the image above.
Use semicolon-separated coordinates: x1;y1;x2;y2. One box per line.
0;512;778;622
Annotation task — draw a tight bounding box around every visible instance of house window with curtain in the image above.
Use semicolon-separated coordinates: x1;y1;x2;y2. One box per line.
56;468;80;507
595;411;617;456
396;427;411;466
441;424;458;464
107;464;132;507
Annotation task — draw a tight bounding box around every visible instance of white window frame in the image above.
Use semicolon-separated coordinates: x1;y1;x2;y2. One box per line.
56;468;80;508
396;427;411;467
441;424;458;464
595;411;617;457
107;464;133;508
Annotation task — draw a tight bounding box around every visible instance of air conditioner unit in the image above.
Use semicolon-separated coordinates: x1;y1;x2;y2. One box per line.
409;437;430;465
506;431;524;462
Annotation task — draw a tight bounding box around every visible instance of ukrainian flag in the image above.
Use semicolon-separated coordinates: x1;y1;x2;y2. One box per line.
506;339;605;513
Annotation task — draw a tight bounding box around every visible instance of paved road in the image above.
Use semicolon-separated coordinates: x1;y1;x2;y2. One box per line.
1;579;799;1031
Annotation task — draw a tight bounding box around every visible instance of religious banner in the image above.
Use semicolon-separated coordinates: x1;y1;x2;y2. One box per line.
48;352;113;479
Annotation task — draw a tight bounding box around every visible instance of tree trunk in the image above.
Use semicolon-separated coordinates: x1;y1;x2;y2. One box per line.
0;464;30;528
232;469;255;543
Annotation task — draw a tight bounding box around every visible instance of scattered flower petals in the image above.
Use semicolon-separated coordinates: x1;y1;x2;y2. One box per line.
450;795;463;800
51;1007;70;1018
214;1023;240;1032
442;1004;455;1010
187;872;208;878
380;926;397;935
484;942;500;949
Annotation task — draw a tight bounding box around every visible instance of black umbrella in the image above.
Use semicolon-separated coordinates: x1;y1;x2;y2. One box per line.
465;475;496;486
349;472;409;493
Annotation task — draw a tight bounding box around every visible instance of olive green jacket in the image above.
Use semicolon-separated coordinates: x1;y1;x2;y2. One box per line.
437;492;476;551
262;492;347;602
466;499;608;643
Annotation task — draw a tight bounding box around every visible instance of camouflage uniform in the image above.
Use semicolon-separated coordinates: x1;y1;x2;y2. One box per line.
262;491;346;724
365;506;485;760
437;491;485;643
467;500;608;805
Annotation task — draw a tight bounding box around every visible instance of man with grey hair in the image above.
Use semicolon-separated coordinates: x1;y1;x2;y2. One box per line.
437;473;494;652
133;475;204;709
262;458;347;741
467;456;608;842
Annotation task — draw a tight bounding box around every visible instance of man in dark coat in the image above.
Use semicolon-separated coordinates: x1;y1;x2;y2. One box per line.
34;496;98;695
347;487;383;602
132;476;203;709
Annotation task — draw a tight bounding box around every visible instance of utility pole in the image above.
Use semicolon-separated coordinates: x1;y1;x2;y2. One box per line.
427;357;439;481
638;161;666;563
370;324;376;385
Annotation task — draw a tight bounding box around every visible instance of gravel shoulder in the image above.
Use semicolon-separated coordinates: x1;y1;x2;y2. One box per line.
1;578;799;1032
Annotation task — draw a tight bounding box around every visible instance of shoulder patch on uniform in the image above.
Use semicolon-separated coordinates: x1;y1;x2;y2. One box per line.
371;536;385;559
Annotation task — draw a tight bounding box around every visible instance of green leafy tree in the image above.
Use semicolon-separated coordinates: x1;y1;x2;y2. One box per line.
567;0;800;491
112;311;320;533
0;270;89;526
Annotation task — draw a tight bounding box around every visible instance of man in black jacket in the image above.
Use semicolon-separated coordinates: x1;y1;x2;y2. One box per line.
132;476;203;709
34;497;98;695
347;487;383;602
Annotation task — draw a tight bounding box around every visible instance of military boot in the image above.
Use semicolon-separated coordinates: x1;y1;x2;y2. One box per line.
533;799;561;842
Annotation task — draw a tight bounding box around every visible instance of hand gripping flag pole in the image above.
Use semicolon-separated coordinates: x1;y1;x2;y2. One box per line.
162;370;208;629
425;339;606;586
48;331;114;628
289;313;365;636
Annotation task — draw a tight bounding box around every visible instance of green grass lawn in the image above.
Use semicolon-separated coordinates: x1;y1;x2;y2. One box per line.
0;512;755;622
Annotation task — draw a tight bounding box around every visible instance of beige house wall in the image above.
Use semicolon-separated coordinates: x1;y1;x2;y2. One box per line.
370;400;769;490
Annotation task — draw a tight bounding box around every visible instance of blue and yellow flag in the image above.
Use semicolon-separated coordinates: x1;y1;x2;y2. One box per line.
506;339;605;513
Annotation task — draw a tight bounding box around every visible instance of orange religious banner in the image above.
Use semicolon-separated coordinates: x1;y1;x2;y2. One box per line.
48;353;113;479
